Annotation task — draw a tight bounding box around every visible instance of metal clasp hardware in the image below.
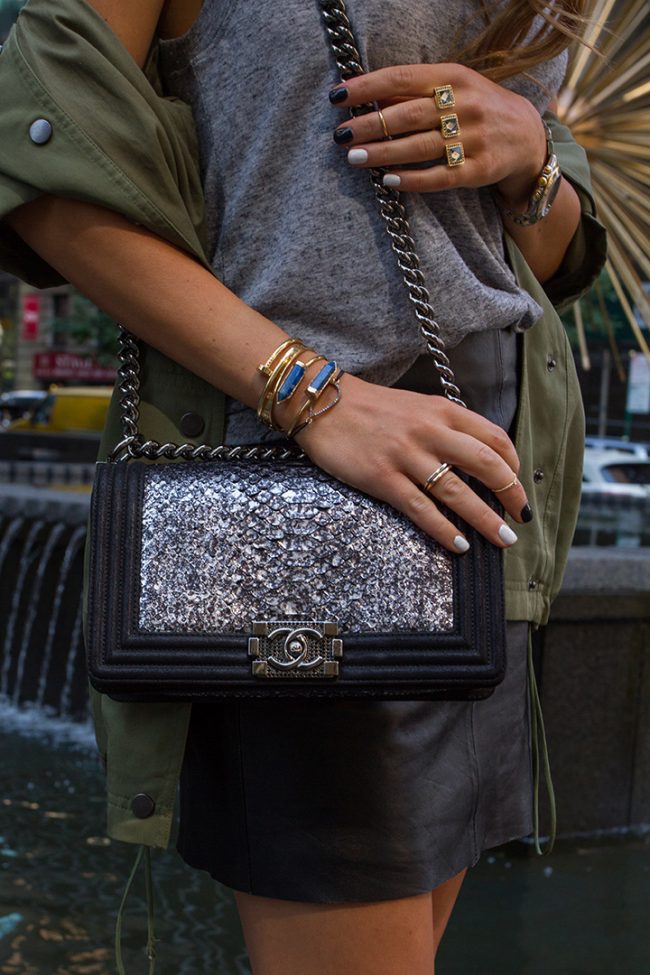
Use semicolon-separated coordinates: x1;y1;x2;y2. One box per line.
248;621;343;679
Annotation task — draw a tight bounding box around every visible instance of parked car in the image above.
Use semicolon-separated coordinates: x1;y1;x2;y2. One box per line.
581;449;650;503
0;385;113;462
584;436;649;459
0;389;48;428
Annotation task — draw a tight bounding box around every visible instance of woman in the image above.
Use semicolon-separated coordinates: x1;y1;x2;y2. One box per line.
0;0;606;971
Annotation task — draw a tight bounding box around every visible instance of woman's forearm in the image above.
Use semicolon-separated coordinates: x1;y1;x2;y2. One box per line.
496;159;582;286
5;195;305;420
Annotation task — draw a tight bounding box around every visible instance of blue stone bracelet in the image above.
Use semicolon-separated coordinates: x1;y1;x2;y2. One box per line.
307;360;337;399
276;361;306;403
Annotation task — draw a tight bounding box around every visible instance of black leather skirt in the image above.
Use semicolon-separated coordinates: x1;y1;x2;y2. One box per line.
176;621;532;902
176;328;535;902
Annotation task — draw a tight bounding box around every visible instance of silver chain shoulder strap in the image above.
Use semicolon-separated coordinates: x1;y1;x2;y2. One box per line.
109;0;465;463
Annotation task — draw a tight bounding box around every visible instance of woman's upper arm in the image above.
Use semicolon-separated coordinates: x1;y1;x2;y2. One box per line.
0;0;208;288
83;0;167;68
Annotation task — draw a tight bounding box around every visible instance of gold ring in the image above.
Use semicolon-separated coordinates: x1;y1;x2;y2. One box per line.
493;474;519;494
377;108;391;140
423;462;453;492
440;112;461;139
433;85;455;110
445;142;465;167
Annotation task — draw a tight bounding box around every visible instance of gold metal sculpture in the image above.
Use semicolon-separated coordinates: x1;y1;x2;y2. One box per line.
557;0;650;367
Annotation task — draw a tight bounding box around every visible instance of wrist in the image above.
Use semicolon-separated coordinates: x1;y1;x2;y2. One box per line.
493;116;562;227
272;349;323;432
293;371;358;451
494;107;548;209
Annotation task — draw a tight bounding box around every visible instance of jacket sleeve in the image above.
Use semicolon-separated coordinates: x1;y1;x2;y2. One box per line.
0;0;212;288
540;109;608;314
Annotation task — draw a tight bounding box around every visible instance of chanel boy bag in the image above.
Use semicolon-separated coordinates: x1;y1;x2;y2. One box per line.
84;0;507;703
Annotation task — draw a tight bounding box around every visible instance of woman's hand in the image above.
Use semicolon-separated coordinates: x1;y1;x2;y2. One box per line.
293;373;532;554
329;62;547;206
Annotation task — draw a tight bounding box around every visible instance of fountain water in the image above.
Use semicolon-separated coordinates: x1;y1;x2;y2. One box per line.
11;521;68;705
0;488;90;721
1;518;47;697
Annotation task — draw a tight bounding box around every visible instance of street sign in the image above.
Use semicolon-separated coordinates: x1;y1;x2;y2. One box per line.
32;350;116;382
21;293;40;341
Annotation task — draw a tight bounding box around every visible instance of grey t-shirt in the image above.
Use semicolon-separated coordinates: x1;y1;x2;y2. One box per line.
158;1;567;440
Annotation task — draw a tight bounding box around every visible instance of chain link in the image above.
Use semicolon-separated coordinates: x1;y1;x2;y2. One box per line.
320;0;465;407
109;0;465;463
109;328;303;463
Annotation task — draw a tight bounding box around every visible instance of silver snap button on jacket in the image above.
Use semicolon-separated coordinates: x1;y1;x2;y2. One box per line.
29;118;53;144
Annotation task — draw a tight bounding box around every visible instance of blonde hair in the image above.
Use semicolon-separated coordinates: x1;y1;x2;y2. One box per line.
447;1;602;92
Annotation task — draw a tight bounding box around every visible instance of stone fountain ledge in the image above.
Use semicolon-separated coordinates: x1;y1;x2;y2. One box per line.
0;483;90;525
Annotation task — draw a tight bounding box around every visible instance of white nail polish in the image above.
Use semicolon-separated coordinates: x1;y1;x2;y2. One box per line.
453;535;470;553
498;524;518;546
383;174;401;188
347;148;368;165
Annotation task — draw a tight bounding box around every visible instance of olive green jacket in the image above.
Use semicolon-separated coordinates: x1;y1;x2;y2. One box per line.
0;0;607;848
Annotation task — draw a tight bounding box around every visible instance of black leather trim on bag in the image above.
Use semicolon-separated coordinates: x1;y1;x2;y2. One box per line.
86;459;505;701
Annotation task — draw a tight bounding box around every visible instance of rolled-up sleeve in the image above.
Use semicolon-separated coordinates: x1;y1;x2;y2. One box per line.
0;35;66;287
541;109;608;313
0;0;211;288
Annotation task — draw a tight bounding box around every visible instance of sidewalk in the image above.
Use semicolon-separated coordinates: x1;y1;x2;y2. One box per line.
1;709;648;975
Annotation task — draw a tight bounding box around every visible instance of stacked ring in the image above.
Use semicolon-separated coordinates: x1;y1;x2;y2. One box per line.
423;462;453;492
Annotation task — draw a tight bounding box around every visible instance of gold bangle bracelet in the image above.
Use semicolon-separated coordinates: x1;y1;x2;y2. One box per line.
257;337;305;377
257;343;306;401
257;344;309;428
267;353;326;430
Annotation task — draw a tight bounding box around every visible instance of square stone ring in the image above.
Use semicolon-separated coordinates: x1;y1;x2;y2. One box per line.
434;85;465;167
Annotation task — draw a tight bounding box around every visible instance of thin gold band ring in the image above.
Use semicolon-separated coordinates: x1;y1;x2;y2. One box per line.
377;108;391;140
493;474;519;494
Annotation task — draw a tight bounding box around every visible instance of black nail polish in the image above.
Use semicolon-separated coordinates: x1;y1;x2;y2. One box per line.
520;503;534;523
329;86;348;104
333;126;354;144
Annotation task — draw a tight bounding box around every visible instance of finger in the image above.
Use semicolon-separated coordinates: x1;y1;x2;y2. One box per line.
331;63;465;107
380;154;479;192
434;401;521;473
346;128;449;168
382;474;471;554
435;431;530;524
415;464;519;547
334;97;439;145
